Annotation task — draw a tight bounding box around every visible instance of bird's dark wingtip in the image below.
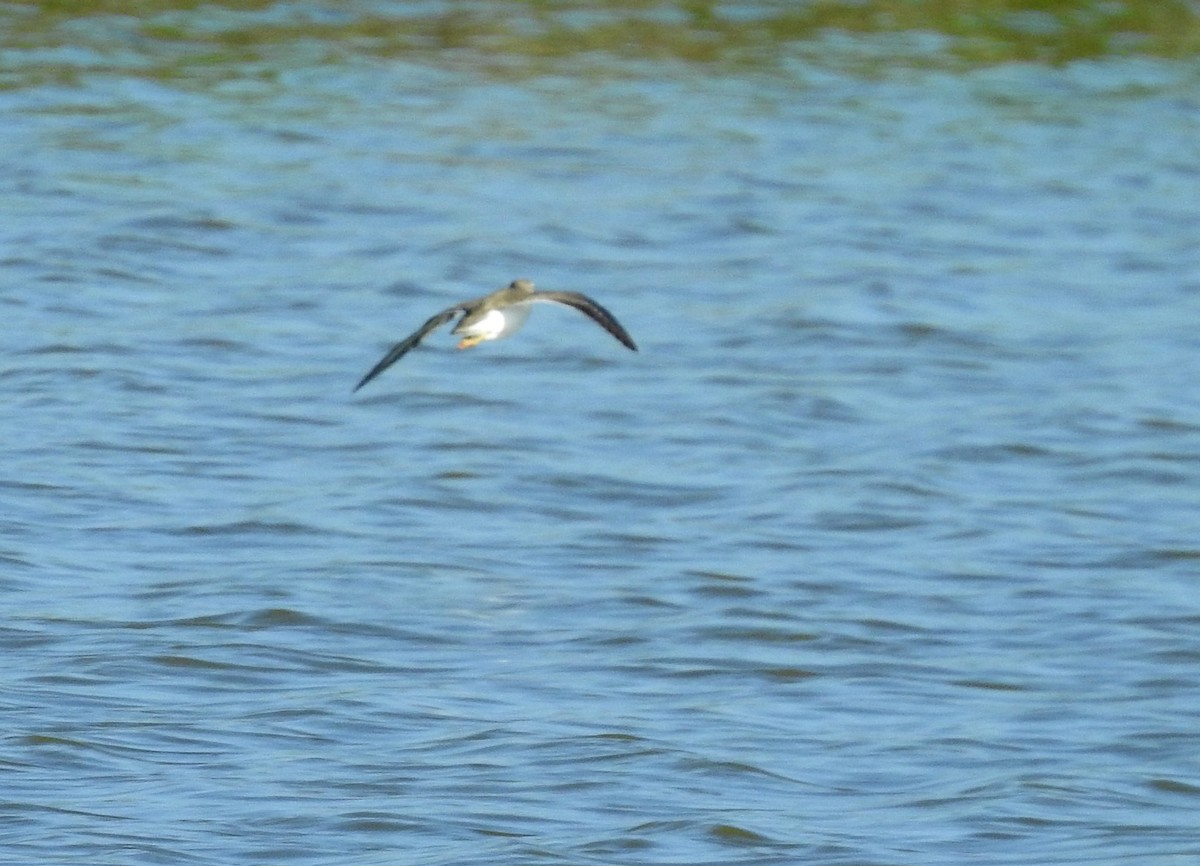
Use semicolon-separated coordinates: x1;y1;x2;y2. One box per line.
351;361;388;393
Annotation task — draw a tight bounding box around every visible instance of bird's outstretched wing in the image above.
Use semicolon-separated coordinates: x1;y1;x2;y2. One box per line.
533;292;638;352
353;305;465;392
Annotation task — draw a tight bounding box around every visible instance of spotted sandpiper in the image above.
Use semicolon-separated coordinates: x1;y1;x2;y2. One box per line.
353;279;638;392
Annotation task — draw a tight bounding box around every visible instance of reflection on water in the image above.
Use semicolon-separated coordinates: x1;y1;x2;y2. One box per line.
4;2;1200;865
5;0;1200;85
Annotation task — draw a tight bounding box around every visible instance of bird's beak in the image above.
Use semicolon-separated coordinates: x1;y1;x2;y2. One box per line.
457;336;482;349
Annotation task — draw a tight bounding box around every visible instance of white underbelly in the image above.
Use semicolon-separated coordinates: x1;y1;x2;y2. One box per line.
461;304;532;341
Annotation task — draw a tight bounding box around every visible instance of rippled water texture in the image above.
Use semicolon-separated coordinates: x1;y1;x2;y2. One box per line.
4;3;1200;864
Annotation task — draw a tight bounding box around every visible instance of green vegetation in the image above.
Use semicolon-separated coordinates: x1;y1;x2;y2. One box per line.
4;0;1199;80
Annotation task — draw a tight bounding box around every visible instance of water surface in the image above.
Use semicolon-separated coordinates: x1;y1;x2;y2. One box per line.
3;3;1200;864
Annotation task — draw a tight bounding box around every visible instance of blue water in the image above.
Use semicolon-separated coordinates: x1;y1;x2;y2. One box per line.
3;9;1200;865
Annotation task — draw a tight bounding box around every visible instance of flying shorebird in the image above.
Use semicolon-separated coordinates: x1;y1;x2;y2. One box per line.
353;278;638;392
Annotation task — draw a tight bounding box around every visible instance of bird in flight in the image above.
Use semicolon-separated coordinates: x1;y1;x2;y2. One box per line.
353;279;638;392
